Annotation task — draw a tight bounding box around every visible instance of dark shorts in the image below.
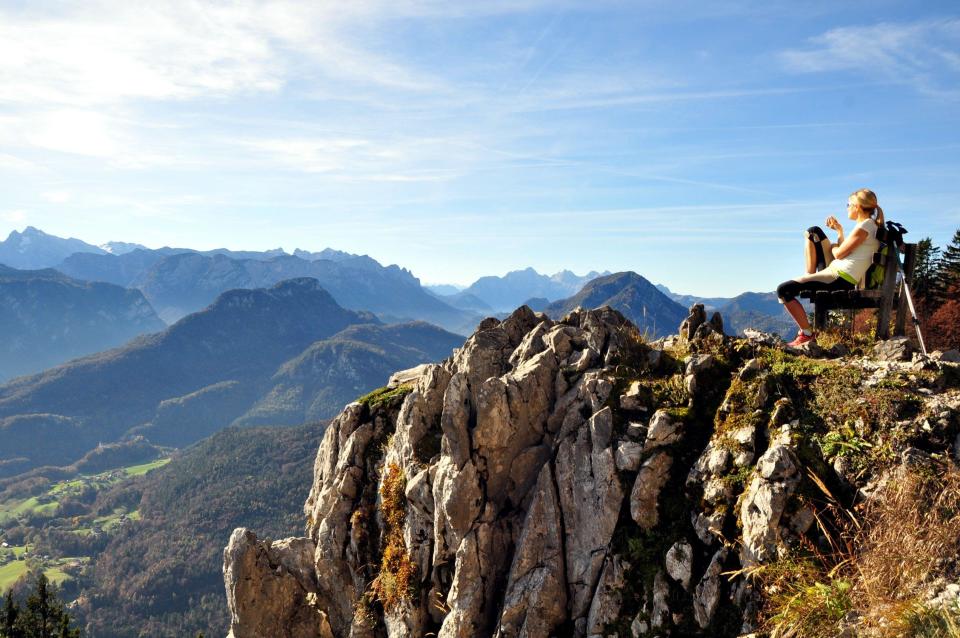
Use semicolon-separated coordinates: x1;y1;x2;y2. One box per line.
777;276;854;303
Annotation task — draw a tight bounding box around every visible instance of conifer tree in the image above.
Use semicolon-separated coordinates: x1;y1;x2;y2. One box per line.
2;575;80;638
2;591;22;638
912;237;943;309
938;228;960;292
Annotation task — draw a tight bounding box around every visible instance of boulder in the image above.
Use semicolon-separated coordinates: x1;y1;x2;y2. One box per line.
874;336;914;362
679;304;707;341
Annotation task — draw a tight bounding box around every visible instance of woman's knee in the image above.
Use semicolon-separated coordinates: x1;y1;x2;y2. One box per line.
806;226;827;242
777;280;797;303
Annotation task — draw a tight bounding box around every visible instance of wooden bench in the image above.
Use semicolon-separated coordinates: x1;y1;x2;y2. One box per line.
800;243;917;340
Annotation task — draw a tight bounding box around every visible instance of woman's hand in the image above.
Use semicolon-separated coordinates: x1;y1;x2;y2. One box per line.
825;216;842;232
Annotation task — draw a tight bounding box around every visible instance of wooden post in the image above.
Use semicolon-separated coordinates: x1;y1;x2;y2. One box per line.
895;243;917;337
814;294;829;331
875;245;900;340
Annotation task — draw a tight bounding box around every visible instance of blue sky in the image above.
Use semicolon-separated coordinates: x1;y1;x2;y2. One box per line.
0;1;958;296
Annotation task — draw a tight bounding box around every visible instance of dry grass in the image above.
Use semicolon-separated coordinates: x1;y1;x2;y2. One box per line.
816;309;878;355
754;465;960;638
371;463;417;612
852;467;960;635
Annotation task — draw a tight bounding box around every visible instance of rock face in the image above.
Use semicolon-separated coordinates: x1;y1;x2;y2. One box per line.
223;306;960;638
224;529;332;638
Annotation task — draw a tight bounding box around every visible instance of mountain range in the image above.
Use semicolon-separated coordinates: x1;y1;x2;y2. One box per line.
0;278;462;477
454;266;612;312
57;246;476;332
0;265;165;382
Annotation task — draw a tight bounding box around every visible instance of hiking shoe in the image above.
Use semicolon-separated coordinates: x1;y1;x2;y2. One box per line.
787;332;816;347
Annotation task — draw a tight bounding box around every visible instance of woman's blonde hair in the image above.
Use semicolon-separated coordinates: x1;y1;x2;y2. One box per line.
850;188;885;225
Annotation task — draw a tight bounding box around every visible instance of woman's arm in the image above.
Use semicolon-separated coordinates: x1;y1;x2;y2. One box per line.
825;216;845;244
831;226;868;259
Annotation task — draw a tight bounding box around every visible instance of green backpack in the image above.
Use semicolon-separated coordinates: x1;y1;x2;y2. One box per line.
865;244;889;290
865;221;906;290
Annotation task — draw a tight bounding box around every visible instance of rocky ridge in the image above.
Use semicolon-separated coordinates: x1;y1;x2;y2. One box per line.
223;304;960;638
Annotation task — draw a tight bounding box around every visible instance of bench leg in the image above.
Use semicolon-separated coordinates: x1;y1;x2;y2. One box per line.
815;303;828;331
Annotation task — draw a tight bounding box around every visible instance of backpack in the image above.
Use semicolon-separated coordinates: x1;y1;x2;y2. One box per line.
865;221;907;290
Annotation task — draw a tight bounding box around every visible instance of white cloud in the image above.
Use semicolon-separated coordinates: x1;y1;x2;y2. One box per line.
0;153;39;171
0;1;471;109
781;19;960;96
41;192;72;204
1;210;27;223
25;110;122;157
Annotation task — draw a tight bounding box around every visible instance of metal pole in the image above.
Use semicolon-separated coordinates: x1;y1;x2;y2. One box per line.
890;242;928;356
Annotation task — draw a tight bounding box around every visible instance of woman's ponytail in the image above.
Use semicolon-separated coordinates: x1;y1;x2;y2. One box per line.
850;188;883;225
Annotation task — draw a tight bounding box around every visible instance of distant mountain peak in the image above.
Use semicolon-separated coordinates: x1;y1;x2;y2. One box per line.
0;226;106;269
100;241;149;255
543;270;686;338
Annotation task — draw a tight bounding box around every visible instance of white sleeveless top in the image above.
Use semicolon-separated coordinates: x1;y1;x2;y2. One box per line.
825;218;880;284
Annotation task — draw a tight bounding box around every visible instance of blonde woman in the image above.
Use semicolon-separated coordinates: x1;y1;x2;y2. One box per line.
777;189;885;346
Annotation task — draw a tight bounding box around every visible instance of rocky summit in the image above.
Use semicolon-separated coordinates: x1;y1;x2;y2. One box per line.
222;304;960;638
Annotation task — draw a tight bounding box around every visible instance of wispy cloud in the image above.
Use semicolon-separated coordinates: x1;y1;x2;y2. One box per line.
781;19;960;97
0;153;39;171
0;1;460;110
0;210;27;223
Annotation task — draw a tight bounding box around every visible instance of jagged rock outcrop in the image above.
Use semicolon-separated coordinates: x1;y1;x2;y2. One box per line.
225;529;332;638
224;303;960;638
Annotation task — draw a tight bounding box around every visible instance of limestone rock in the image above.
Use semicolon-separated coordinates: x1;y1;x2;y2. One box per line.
494;464;567;638
224;529;324;638
643;409;682;452
620;380;648;411
615;440;644;472
557;407;624;620
679;304;707;341
740;441;800;567
686;354;715;375
665;540;693;590
709;311;724;335
874;336;914;361
650;570;671;629
509;319;553;367
743;328;781;347
388;363;433;388
586;555;628;637
631;451;673;530
693;548;728;629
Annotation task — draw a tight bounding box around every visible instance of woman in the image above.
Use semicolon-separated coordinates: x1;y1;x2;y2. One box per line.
777;189;884;347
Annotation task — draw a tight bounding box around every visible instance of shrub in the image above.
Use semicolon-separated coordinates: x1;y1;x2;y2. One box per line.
370;463;417;612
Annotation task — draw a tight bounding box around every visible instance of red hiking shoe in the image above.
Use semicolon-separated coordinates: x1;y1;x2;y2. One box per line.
787;331;816;347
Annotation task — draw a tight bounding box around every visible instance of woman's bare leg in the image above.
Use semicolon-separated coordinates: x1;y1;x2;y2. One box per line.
819;237;834;268
804;236;817;274
784;299;811;331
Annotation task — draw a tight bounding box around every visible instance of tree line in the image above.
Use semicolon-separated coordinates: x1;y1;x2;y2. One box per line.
1;575;79;638
910;228;960;349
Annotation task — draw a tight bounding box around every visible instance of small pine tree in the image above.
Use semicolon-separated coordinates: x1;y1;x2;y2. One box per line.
2;591;22;638
912;237;943;306
937;228;960;293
